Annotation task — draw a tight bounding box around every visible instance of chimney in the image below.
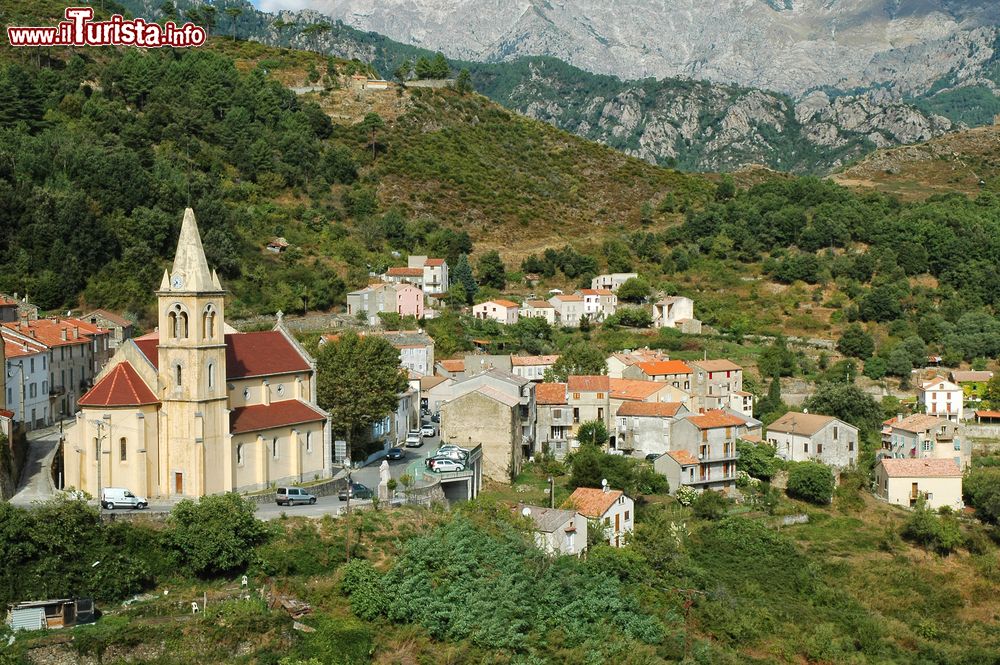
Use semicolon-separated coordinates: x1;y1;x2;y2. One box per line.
73;326;79;339
61;328;67;341
896;414;903;423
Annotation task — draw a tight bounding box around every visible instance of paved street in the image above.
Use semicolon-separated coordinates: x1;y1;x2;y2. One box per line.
9;422;64;507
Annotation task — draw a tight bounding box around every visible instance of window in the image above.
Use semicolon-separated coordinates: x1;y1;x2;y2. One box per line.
272;438;279;459
604;517;611;526
243;387;251;400
922;441;932;452
817;443;823;455
306;431;313;453
597;407;604;420
236;444;244;466
954;438;961;451
553;408;562;419
119;437;127;461
202;306;216;339
624;510;630;521
803;442;809;453
29;358;34;372
596;393;604;399
832;426;838;440
175;365;182;387
29;383;36;398
848;440;855;452
573;393;580;400
573;408;580;423
277;384;285;396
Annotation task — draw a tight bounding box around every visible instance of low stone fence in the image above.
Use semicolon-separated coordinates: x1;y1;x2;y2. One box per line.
243;474;350;506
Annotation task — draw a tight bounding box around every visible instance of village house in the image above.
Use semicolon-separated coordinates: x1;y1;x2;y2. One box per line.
0;296;18;323
949;370;993;411
519;299;556;325
321;329;435;377
383;256;449;295
82;310;134;348
517;504;588;556
766;411;859;469
874;458;963;511
656;410;748;494
435;358;466;378
690;360;745;413
615;401;691;457
535;382;573;458
566;375;611;434
2;329;50;430
511;355;559;382
577;289;617;321
609;378;690;418
564;486;634;548
622;359;693;389
652;296;700;333
420;375;454;414
63;209;332;499
605;348;671;379
548;294;585;327
473;299;520;325
918;377;964;422
591;273;638;292
347;282;424;326
881;413;971;470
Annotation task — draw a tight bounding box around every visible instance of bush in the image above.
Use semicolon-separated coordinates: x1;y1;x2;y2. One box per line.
964;468;1000;524
736;440;780;481
902;498;964;555
786;462;835;505
164;493;271;577
692;491;730;520
675;485;698;506
340;559;388;620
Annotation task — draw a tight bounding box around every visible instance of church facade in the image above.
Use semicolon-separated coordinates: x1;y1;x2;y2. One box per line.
64;209;332;498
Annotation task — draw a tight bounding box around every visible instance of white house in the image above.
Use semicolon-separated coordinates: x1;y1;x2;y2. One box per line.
564;486;634;548
918;377;963;422
577;289;617;321
874;458;963;511
517;504;588;556
473;299;520;325
591;273;638;292
548;294;585;327
519;299;556;325
2;329;50;430
766;411;859;469
652;296;695;329
511;355;559;382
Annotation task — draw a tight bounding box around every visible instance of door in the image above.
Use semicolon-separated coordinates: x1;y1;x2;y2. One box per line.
615;513;620;533
174;472;183;495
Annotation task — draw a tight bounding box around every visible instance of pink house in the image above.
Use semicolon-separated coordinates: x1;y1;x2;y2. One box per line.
394;283;424;319
347;283;424;325
473;299;520;325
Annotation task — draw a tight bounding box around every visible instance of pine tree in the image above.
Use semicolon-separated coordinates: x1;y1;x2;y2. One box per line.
452;254;477;304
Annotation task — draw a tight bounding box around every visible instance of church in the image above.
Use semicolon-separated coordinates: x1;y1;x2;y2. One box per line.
64;209;332;498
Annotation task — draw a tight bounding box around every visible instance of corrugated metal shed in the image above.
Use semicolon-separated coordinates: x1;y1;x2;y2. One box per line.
8;606;45;631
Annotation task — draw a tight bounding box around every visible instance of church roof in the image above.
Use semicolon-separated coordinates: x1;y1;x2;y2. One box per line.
229;400;326;434
133;331;311;379
161;208;222;293
78;363;159;407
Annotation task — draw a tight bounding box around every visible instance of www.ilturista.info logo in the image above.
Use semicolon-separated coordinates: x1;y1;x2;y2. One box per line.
7;7;206;48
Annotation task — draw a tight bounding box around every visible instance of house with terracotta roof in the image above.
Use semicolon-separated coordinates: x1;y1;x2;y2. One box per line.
917;377;963;422
82;309;135;349
662;410;751;494
766;411;858;469
564;486;634;548
517;503;588;556
655;450;702;497
519;299;556;326
473;299;520;325
379;256;449;295
64;209;331;499
576;289;617;321
347;282;424;326
622;359;693;389
566;374;611;437
535;382;573;458
548;294;585;327
2;328;50;430
605;348;670;379
436;358;466;378
690;359;746;413
615;401;690;456
949;370;993;410
874;458;963;511
511;354;559;382
881;413;970;470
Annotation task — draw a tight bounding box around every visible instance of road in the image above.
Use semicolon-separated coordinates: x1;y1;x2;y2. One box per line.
9;423;64;506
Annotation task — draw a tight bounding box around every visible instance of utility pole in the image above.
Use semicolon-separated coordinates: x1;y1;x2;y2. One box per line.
91;414;111;514
345;468;352;563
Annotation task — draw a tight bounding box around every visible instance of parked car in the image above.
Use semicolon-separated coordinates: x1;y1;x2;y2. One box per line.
276;486;317;506
338;482;373;501
430;413;440;423
405;431;423;447
430;459;465;473
386;447;405;460
438;445;470;456
100;487;147;510
425;455;452;469
421;425;436;437
644;453;661;462
436;449;468;462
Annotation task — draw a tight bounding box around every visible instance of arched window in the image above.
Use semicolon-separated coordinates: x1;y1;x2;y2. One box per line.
175;364;182;387
119;437;127;461
236;444;244;466
202;305;216;340
208;362;215;390
168;310;178;339
305;431;312;453
179;311;189;338
272;437;279;459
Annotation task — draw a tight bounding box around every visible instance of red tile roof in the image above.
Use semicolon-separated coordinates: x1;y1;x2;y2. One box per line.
78;363;159;407
635;360;692;376
617;401;685;417
2;318;102;348
229;399;326;434
553;294;584;302
536;383;567;405
387;267;424;277
687;410;746;430
524;300;554;309
567;375;610;392
975;410;1000;419
608;379;673;401
133;331;310;379
439;359;465;373
479;299;519;309
668;450;699;465
879;458;962;478
2;330;46;359
564;487;625;518
511;354;559;366
578;289;615;296
691;359;742;372
424;258;446;267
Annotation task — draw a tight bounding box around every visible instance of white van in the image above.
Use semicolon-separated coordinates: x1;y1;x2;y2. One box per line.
101;487;148;510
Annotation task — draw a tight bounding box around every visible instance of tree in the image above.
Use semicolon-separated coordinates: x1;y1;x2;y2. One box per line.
901;497;964;555
606;307;652;328
413;55;433;79
963;468;1000;524
616;277;651;303
455;68;472;94
863;356;887;380
224;6;242;41
452;254;478;304
544;344;607;381
576;420;609;447
803;383;883;433
785;461;835;505
886;346;913;379
569;445;634;494
692;490;729;520
476;251;507;289
393;59;413;83
429;52;450;78
984;374;1000;408
736;440;780;481
360;113;384;161
164;494;269;577
317;332;408;455
758;337;797;377
837;323;874;359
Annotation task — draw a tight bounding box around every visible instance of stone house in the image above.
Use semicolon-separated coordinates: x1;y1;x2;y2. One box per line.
622;359;693;389
535;382;573;459
82;309;134;348
652;296;694;329
577;289;617;321
519;300;556;325
564;486;634;548
517;504;588;556
591;273;638;292
615;401;690;457
659;410;748;494
766;411;858;469
690;360;744;412
440;386;524;482
949;370;993;410
874;458;963;511
511;355;559;382
347;282;424;325
881;413;971;470
605;348;670;379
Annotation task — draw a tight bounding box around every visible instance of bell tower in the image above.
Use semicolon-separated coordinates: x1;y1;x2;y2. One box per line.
155;208;229;496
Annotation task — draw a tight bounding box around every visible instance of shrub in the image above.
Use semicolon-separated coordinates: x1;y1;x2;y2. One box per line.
963;468;1000;524
786;461;835;505
736;440;780;481
692;491;729;520
675;485;698;506
340;559;388;620
901;498;964;555
164;493;271;577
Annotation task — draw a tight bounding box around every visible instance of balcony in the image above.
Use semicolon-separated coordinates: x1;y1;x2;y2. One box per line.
697;451;740;463
689;473;738;486
49;385;65;397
